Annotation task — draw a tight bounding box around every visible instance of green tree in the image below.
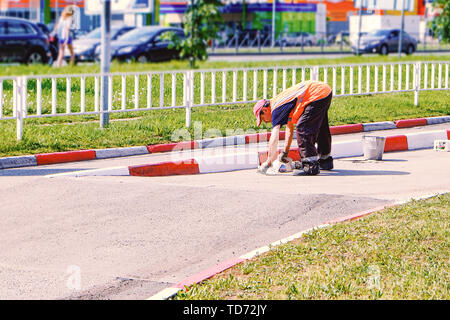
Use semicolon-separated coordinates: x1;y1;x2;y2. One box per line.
170;0;223;68
430;0;450;42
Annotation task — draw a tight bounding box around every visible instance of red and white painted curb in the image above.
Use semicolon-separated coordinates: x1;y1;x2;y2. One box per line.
146;191;448;300
1;116;449;170
48;128;450;178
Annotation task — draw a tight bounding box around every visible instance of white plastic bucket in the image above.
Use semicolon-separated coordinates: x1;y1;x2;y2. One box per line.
362;135;386;160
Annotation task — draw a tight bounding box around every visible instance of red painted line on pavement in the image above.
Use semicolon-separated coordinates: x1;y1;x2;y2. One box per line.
175;257;244;289
36;150;96;165
326;205;389;224
395;118;427;128
129;159;200;177
447;130;450;140
326;203;399;225
330;124;364;135
147;141;199;154
384;135;408;152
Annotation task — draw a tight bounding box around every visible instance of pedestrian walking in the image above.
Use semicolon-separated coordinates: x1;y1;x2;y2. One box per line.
54;6;75;67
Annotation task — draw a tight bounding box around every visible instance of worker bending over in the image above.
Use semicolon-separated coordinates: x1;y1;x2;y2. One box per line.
253;80;334;175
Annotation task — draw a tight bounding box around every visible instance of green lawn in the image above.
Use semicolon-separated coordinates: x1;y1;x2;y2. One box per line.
173;194;450;300
0;54;449;157
0;54;448;76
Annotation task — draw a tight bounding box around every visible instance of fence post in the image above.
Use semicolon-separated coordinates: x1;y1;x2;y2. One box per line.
257;30;261;53
414;62;421;106
16;76;26;141
185;70;194;128
312;66;319;81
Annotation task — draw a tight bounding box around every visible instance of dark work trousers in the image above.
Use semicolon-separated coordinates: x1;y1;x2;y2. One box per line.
296;92;332;162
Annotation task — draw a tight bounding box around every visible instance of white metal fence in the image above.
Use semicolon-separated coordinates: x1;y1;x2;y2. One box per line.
0;61;449;140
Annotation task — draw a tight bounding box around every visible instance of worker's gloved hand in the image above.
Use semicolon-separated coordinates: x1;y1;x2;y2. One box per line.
257;161;270;174
278;151;290;163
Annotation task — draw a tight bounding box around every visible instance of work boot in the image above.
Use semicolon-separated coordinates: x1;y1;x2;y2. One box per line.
319;156;334;170
301;161;320;175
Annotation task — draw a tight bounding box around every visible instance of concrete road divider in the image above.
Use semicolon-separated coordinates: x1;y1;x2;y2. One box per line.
2;117;449;170
47;128;449;178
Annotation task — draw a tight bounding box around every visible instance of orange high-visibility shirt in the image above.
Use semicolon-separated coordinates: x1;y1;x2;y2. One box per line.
270;80;332;127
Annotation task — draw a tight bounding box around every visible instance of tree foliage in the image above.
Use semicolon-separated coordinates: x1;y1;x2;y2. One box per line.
430;0;450;43
169;0;223;68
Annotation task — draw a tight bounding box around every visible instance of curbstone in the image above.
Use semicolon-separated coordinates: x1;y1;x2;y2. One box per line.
147;141;199;154
330;124;363;135
95;146;149;159
197;152;259;173
426;116;450;125
174;257;244;290
384;135;409;152
47;166;130;178
363;121;397;132
197;136;246;149
2;117;449;170
0;155;37;169
36;150;96;165
406;130;448;150
395;118;427;128
129;160;200;177
51;129;449;179
331;140;364;158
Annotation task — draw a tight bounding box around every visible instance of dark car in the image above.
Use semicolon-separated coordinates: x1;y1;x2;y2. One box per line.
0;17;52;64
352;29;417;55
95;26;185;63
70;25;135;62
36;22;59;64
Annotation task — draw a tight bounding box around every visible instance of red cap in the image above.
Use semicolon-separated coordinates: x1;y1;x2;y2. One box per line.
253;99;268;127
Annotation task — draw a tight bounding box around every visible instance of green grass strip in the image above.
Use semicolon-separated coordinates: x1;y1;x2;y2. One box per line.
0;54;449;76
173;193;450;300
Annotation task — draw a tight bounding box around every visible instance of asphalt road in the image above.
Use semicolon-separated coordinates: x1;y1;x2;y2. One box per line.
208;51;450;62
0;124;449;299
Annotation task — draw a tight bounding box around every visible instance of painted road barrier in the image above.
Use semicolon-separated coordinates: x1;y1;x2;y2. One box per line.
1;117;449;170
47;128;449;179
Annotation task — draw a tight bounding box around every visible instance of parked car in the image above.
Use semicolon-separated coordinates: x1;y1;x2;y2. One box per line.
0;17;52;64
70;25;135;62
36;22;58;64
277;32;317;47
351;29;417;55
95;26;185;63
